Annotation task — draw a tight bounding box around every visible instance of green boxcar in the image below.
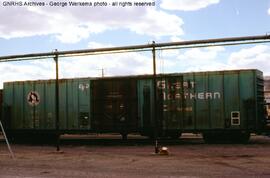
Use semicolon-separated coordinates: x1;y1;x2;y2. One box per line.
2;77;138;138
1;69;267;142
2;79;92;133
137;69;266;141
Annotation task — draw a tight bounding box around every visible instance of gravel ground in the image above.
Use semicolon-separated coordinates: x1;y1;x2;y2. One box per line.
1;134;270;178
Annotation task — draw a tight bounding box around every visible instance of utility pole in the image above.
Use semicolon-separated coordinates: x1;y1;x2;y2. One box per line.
152;41;159;154
54;50;60;151
101;68;104;77
98;68;105;77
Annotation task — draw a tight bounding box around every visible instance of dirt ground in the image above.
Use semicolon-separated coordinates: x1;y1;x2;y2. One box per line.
1;134;270;178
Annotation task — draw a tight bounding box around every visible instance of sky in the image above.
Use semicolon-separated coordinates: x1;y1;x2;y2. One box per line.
0;0;270;88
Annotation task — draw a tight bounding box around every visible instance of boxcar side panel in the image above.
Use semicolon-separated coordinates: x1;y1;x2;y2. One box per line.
255;70;265;130
35;81;45;129
45;82;56;129
13;83;25;129
59;81;67;130
23;82;33;129
264;76;270;122
60;79;92;130
2;69;266;137
161;76;181;130
76;79;91;130
3;83;13;129
239;71;256;130
195;73;210;129
137;79;154;131
160;70;261;133
224;72;240;129
208;72;224;129
183;73;196;130
67;80;76;130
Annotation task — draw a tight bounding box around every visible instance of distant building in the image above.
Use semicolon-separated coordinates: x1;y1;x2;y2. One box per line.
265;76;270;119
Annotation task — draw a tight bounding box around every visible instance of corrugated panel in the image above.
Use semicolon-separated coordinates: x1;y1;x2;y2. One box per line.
59;81;67;129
256;71;265;129
159;70;259;131
21;81;55;129
239;71;255;129
195;73;209;129
67;80;76;129
44;81;56;129
13;83;25;129
76;79;91;130
24;82;34;129
183;73;195;130
59;79;91;130
208;73;224;129
137;79;154;129
3;79;92;131
159;72;224;131
3;83;13;128
223;72;240;129
159;76;183;130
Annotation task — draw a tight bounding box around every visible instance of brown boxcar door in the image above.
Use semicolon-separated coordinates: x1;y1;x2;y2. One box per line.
92;79;137;133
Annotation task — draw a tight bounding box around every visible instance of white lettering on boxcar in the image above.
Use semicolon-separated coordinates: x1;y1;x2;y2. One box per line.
158;80;221;101
79;83;89;91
